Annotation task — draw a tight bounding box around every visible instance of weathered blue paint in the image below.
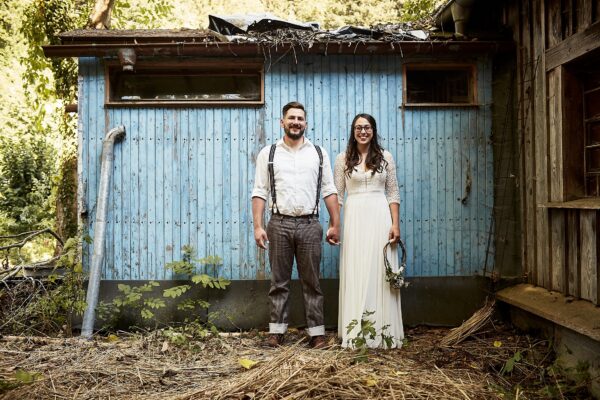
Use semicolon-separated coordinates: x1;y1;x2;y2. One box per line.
78;54;494;281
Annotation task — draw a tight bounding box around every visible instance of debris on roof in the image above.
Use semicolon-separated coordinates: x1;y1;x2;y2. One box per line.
208;13;318;35
206;14;433;45
46;12;512;59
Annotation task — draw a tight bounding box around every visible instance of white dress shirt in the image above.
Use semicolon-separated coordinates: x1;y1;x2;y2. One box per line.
252;138;337;216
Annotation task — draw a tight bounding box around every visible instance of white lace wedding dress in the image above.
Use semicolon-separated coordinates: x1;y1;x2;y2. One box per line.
334;150;404;348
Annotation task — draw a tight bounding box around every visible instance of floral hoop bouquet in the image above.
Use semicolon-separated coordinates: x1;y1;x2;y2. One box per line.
383;240;409;289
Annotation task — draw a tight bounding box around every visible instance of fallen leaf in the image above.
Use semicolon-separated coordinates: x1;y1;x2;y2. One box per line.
161;340;169;353
364;376;378;387
107;334;119;343
239;358;259;369
493;341;502;348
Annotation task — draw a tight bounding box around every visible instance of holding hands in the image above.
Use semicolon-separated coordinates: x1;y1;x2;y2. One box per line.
326;225;340;245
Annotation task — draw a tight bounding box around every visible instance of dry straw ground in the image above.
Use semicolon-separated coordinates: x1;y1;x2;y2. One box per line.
0;319;585;400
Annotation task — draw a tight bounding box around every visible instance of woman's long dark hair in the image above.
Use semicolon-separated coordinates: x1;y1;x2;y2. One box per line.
344;113;387;176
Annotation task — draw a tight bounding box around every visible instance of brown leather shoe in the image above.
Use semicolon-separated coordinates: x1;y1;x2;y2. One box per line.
309;335;327;349
265;334;284;347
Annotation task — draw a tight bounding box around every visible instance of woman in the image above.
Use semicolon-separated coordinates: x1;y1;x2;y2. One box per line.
334;113;404;349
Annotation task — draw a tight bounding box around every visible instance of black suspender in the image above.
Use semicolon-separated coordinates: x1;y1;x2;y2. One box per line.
267;144;280;215
313;145;323;216
268;144;324;217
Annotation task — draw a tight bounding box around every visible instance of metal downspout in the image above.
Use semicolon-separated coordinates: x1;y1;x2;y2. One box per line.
81;125;126;338
451;0;475;36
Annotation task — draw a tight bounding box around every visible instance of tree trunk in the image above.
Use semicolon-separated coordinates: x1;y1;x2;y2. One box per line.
55;154;78;245
88;0;115;29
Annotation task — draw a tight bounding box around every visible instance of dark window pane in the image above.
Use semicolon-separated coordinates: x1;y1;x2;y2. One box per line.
586;176;599;197
587;147;600;172
585;89;600;119
108;67;262;103
406;68;473;104
588;122;600;145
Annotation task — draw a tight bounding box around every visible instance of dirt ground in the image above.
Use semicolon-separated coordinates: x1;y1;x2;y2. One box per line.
0;322;593;399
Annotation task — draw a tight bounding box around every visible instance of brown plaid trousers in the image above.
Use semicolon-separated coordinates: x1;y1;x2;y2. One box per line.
266;214;324;335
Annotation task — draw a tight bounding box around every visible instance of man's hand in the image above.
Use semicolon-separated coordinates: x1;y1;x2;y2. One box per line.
326;225;340;245
323;194;340;245
388;225;400;244
254;227;269;249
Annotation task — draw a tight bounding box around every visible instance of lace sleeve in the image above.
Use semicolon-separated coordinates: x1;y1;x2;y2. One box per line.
334;152;346;206
384;151;400;205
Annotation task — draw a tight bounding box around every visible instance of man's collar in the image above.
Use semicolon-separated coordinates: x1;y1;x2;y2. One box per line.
277;137;312;151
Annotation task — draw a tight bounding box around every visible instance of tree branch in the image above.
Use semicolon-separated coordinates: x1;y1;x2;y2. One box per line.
88;0;115;29
0;228;64;252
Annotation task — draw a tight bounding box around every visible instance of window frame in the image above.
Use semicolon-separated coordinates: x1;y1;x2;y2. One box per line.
402;63;478;107
104;60;265;107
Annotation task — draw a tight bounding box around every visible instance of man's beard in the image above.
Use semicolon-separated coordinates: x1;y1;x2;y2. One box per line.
284;126;305;140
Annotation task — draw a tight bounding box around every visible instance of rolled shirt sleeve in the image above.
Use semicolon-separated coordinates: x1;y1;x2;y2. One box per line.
320;149;337;199
251;146;270;201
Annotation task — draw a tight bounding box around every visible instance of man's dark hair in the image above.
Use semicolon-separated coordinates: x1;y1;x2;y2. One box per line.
282;101;306;118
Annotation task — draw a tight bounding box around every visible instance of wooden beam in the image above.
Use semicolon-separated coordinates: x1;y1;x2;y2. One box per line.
496;283;600;342
43;41;514;59
546;21;600;70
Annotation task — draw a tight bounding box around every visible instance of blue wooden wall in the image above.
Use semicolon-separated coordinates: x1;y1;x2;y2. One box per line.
78;54;493;281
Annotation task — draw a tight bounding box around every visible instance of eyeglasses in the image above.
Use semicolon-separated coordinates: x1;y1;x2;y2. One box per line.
354;125;373;133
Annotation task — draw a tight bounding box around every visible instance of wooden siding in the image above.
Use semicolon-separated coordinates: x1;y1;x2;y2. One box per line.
505;0;600;304
78;55;494;281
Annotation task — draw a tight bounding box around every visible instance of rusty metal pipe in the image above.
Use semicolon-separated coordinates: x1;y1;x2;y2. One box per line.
81;125;126;338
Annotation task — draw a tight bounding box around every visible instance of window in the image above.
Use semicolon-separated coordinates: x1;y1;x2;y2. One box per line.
403;64;476;106
560;55;600;201
105;62;264;106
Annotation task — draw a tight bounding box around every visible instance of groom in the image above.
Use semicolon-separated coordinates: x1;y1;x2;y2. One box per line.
251;101;340;348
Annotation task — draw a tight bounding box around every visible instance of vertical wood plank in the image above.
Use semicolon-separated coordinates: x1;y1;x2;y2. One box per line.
520;0;538;285
181;109;191;273
533;0;551;289
580;210;598;304
550;210;567;292
147;108;157;279
564;0;574;37
597;211;600;304
547;0;563;47
548;68;564;200
567;210;581;297
547;67;567;293
445;109;454;277
579;0;594;30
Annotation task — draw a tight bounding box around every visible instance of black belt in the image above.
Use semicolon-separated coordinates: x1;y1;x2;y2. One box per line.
272;213;317;219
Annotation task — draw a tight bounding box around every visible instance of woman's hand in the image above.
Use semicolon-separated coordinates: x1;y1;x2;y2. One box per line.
388;225;400;243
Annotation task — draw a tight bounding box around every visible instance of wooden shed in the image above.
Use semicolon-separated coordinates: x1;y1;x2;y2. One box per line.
436;0;600;394
43;20;516;328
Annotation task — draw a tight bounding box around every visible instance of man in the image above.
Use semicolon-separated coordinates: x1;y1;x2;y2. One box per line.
252;101;340;349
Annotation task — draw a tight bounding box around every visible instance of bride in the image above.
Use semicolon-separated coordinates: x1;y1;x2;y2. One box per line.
334;113;404;348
